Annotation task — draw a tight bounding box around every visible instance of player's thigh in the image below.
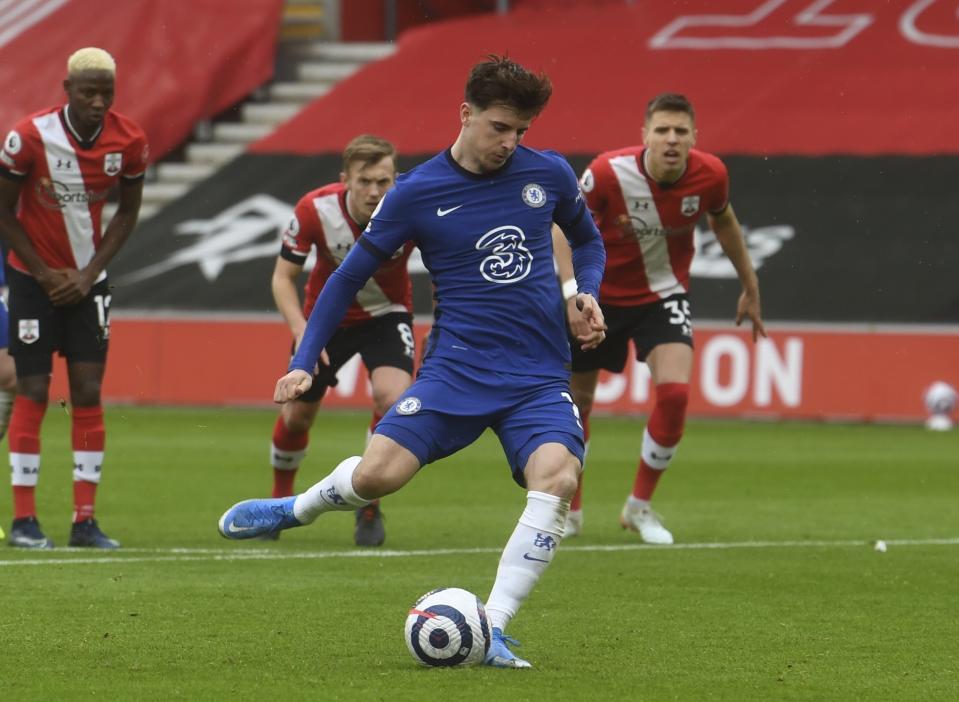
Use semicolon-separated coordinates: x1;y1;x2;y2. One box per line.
373;363;491;469
60;277;111;366
495;380;585;488
632;293;694;363
569;368;601;411
645;343;694;384
369;366;413;413
6;268;57;376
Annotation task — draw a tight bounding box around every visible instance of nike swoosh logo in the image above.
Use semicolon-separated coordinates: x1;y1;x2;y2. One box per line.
436;205;463;217
523;553;549;563
226;522;258;534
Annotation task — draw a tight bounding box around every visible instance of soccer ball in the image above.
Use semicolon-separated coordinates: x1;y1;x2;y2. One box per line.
404;587;491;667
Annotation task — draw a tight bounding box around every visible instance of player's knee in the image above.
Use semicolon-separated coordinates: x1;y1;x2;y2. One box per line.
283;413;313;435
353;455;400;498
371;390;400;417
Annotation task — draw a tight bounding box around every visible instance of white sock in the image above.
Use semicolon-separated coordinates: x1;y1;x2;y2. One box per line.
292;456;369;524
486;491;569;632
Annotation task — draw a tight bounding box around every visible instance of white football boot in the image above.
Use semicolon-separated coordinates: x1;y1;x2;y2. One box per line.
620;499;673;545
563;509;583;538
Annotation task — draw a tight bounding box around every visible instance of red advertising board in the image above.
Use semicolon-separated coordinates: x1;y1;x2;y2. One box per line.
46;318;958;424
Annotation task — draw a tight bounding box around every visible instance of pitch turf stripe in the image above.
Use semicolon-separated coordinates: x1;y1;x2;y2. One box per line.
1;537;958;567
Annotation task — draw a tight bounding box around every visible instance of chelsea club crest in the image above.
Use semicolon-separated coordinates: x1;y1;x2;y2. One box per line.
396;397;422;415
522;183;546;208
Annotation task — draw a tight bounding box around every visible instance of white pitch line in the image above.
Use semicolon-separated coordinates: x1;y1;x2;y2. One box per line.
1;537;957;568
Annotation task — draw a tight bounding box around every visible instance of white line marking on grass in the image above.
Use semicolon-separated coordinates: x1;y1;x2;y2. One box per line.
1;537;957;568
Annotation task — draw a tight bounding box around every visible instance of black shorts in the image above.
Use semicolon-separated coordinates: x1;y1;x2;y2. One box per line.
571;293;694;373
297;311;415;402
7;268;111;375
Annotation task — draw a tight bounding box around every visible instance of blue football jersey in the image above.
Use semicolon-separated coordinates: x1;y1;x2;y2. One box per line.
292;145;604;381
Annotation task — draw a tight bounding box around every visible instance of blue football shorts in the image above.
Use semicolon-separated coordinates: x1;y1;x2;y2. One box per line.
374;357;585;486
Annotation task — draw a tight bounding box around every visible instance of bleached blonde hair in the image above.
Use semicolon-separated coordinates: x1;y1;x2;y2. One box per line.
67;47;116;76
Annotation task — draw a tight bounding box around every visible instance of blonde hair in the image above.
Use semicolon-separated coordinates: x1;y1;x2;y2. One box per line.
67;47;116;76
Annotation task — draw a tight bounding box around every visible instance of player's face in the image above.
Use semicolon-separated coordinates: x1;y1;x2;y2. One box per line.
461;103;532;172
342;156;396;224
642;110;696;181
63;70;115;130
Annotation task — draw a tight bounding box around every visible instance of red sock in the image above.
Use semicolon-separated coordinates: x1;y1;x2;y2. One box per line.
71;405;106;522
73;481;98;522
9;397;47;520
632;383;689;501
632;464;663;501
570;409;590;511
272;415;308;497
12;486;36;520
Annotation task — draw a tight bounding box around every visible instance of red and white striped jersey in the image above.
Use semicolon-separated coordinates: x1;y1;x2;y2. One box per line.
0;105;148;276
581;146;728;306
279;182;413;326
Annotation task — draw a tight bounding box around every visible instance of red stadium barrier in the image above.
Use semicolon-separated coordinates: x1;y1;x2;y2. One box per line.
254;0;959;157
0;0;284;160
46;318;958;424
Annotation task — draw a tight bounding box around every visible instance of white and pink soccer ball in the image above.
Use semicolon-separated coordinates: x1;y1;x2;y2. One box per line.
404;587;490;667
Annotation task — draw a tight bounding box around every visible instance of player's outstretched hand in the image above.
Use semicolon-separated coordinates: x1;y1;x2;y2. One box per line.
570;293;607;351
274;369;313;403
736;288;767;342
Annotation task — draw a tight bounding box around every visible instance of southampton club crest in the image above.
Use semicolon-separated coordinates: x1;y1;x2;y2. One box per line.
104;152;122;176
681;195;700;217
521;183;546;208
18;319;39;344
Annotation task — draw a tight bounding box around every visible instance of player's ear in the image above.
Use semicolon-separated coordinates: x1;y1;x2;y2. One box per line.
62;78;71;95
339;171;347;184
460;102;472;127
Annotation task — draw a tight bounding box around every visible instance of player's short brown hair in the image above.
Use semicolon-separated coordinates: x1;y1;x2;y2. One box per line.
341;134;396;173
645;93;695;123
464;55;552;118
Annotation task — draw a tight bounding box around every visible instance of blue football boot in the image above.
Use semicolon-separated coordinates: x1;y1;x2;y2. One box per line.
218;496;301;540
484;627;532;669
69;518;120;549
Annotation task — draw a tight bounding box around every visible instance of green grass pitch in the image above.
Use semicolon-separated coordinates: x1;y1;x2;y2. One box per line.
1;407;957;701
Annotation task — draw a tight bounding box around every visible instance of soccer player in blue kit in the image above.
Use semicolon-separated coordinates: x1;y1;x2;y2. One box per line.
218;55;607;668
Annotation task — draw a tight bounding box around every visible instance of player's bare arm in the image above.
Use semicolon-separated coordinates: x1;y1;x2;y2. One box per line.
708;204;767;342
271;256;330;366
274;369;314;403
0;177;68;294
49;177;144;306
272;257;309;343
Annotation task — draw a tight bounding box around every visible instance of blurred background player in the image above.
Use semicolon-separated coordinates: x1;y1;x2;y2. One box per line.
268;134;413;546
0;253;15;442
218;55;607;668
553;93;765;543
0;250;12;541
0;47;147;549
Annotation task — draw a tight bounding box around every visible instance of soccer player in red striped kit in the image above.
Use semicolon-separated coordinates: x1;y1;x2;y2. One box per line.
553;93;765;543
0;48;147;548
